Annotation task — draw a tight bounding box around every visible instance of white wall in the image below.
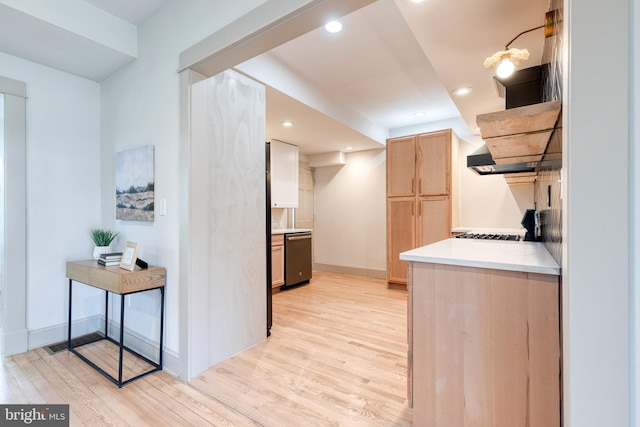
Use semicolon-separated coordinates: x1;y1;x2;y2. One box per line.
99;0;267;364
633;0;640;422
458;140;534;228
0;52;102;349
313;149;387;274
564;0;632;425
0;0;270;361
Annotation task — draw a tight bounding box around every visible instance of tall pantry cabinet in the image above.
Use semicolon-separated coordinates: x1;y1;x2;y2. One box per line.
386;129;459;287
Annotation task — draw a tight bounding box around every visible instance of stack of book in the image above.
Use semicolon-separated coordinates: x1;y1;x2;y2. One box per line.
98;252;123;267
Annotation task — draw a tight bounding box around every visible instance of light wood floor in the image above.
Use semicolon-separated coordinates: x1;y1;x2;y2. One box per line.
0;271;412;426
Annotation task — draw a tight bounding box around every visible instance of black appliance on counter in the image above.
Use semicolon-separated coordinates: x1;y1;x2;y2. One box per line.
284;231;312;287
522;209;540;242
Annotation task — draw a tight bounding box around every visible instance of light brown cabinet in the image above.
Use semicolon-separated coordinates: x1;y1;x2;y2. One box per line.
407;262;561;426
386;130;458;287
271;234;284;288
386;198;415;284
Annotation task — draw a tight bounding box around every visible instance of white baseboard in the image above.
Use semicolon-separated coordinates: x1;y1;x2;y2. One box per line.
28;315;102;350
313;263;386;280
26;316;179;374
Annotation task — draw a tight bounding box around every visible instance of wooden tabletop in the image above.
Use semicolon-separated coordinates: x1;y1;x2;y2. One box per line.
66;260;166;294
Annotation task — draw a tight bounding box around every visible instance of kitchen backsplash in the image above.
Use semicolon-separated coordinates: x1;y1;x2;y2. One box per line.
535;0;563;265
271;208;289;229
535;159;562;264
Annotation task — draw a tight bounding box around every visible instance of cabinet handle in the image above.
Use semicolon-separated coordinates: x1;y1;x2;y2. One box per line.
411;178;415;193
419;179;422;194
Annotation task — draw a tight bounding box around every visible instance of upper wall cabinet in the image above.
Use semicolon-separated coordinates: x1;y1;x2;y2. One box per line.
271;140;299;208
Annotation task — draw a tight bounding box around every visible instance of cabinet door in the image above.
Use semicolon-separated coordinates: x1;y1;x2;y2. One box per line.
271;243;284;287
271;140;299;208
410;264;560;426
417;131;450;196
387;136;416;197
387;198;415;284
418;197;451;247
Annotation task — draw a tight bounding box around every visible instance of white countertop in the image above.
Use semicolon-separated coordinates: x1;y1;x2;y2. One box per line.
272;228;312;235
400;238;560;275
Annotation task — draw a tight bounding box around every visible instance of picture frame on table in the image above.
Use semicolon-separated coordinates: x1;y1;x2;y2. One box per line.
119;241;139;271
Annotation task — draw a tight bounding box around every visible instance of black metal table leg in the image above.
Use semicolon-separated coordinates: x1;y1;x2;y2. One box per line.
67;279;72;351
118;294;125;387
104;291;109;337
159;286;165;368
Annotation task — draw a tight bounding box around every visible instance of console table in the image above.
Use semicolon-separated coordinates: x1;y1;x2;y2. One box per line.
66;260;166;387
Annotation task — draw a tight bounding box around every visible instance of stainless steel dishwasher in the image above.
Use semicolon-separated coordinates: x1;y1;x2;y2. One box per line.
284;231;312;287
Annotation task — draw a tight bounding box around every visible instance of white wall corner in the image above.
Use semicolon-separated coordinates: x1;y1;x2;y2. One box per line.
308;151;346;168
3;328;28;357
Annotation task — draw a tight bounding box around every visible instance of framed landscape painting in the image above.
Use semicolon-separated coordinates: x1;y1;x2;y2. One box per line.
116;145;155;221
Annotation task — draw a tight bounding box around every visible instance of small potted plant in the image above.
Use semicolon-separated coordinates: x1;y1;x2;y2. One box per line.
90;228;118;260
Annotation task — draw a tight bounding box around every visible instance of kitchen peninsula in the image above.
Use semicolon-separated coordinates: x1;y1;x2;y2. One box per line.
401;238;561;426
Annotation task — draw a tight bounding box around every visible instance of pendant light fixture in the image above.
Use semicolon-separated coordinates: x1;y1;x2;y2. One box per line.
484;10;558;78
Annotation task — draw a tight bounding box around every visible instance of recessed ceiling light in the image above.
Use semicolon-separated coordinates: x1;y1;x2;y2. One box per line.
281;121;293;127
345;146;353;151
410;0;426;3
453;87;473;96
324;20;342;33
412;112;426;118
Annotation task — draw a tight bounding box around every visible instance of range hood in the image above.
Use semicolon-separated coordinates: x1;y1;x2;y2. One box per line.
467;144;536;175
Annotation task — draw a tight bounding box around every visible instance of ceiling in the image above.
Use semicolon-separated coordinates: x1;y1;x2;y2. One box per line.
82;0;167;25
0;0;549;155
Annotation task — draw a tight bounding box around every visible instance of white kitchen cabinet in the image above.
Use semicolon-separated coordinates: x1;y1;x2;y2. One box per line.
271;140;299;208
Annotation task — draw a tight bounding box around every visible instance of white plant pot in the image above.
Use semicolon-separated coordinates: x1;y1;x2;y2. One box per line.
93;246;110;260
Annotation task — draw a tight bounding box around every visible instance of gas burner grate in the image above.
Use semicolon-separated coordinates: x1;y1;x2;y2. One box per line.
454;233;521;241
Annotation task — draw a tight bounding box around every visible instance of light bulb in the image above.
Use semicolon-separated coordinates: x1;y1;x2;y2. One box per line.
453;87;472;96
324;20;342;33
496;57;515;78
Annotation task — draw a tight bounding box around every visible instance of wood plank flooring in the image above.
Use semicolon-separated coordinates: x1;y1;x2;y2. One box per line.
0;271;411;426
190;271;412;426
